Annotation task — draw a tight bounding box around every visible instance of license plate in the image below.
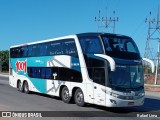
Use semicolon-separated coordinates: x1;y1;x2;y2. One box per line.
128;102;134;105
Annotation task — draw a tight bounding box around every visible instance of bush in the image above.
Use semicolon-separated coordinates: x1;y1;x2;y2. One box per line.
2;62;9;71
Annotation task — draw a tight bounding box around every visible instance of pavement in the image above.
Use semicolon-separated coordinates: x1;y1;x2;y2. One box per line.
145;91;160;99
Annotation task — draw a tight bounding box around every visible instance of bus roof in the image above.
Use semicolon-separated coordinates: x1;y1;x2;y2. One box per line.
77;32;131;38
10;34;77;48
10;32;131;48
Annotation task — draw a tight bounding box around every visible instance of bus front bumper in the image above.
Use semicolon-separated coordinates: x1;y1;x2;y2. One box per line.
106;96;145;107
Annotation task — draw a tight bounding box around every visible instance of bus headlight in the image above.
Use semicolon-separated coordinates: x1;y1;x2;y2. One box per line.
139;92;145;97
110;92;122;98
111;92;119;98
110;92;133;100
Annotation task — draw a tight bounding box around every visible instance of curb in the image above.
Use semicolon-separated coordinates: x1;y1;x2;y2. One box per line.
145;84;160;92
0;74;9;78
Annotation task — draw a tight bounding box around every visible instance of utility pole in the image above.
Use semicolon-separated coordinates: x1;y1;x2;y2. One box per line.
155;7;160;85
144;7;160;85
144;12;154;59
95;10;118;33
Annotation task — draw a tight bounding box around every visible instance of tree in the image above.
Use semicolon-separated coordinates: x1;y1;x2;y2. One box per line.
0;50;9;72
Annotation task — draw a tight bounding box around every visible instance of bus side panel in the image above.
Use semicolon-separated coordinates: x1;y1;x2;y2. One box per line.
10;57;52;93
46;55;81;96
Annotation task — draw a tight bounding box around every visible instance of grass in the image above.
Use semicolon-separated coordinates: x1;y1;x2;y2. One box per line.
0;71;9;75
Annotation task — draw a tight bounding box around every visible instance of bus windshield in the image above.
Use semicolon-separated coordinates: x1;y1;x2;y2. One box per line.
109;64;144;89
101;35;141;60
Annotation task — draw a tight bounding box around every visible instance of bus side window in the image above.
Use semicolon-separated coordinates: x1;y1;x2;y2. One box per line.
19;46;28;57
15;48;20;58
39;43;47;56
79;37;103;54
32;45;40;57
27;67;32;77
93;68;105;85
41;68;46;78
125;41;137;53
41;67;52;79
48;42;61;55
28;45;32;57
62;39;78;56
11;46;28;58
45;68;52;79
28;45;40;57
32;68;41;78
10;48;16;58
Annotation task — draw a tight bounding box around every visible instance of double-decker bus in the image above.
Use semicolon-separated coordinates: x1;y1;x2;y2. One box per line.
9;33;154;107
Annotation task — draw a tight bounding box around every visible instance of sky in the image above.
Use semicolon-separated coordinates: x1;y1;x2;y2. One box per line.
0;0;160;57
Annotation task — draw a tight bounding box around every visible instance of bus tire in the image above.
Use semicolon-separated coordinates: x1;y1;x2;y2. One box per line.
18;81;23;92
74;88;85;107
24;81;30;94
61;86;71;103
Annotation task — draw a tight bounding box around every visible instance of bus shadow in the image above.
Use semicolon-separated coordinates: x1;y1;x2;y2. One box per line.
86;97;160;114
29;91;75;104
0;83;6;86
28;92;160;114
29;91;61;101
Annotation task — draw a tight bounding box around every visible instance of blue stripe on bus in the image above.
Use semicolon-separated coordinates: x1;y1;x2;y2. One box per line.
29;78;47;94
10;55;81;93
71;57;81;72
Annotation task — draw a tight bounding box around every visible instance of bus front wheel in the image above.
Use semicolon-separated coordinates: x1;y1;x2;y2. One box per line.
18;81;23;92
74;88;85;107
24;81;30;94
61;86;71;103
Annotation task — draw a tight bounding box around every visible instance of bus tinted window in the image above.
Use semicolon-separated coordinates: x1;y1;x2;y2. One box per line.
47;39;77;56
102;36;141;59
27;67;82;82
31;45;40;57
32;67;41;78
47;42;62;55
41;67;52;79
39;43;47;56
10;39;77;57
19;46;28;57
125;42;137;53
45;68;52;79
10;46;27;58
79;37;103;54
102;36;139;53
62;40;78;56
10;48;17;58
41;68;46;79
93;68;105;85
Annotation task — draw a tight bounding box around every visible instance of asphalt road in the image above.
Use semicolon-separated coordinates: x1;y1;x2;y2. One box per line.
0;76;160;120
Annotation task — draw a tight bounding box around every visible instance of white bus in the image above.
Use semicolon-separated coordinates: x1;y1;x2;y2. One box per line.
9;33;154;107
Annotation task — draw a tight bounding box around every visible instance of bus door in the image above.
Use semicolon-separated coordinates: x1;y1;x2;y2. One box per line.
92;67;106;106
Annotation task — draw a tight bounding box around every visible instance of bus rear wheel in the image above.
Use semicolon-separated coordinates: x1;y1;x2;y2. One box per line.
18;81;23;92
24;81;30;94
74;88;85;107
61;86;71;103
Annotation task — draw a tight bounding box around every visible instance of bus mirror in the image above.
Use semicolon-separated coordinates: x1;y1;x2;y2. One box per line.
142;58;155;73
94;54;116;71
